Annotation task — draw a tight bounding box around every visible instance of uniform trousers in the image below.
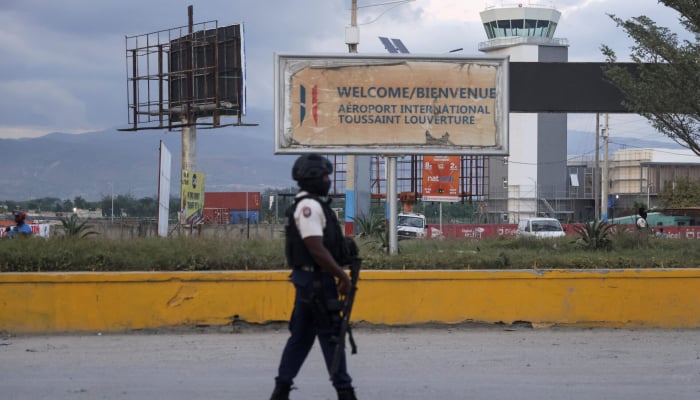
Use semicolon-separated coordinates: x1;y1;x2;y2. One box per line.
275;270;353;389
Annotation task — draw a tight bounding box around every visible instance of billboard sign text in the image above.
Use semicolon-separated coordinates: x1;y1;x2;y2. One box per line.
275;54;509;155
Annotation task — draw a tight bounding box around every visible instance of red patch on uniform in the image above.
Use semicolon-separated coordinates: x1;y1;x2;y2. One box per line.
302;207;312;218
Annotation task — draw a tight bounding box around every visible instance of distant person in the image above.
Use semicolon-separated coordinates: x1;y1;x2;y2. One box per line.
6;210;32;238
269;154;357;400
636;207;648;230
655;227;666;238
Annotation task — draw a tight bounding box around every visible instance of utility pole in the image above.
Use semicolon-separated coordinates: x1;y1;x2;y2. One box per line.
345;0;360;236
594;113;600;221
601;113;609;221
348;0;358;53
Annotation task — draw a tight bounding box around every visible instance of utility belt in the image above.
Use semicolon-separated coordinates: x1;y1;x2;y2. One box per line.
294;267;342;328
294;265;319;272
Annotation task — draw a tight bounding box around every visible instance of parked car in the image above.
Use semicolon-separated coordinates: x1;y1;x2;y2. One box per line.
516;218;565;238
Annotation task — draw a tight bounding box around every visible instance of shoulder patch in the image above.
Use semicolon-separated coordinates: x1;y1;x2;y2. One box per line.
302;206;312;218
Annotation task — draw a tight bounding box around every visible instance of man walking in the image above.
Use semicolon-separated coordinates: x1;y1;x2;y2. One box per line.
270;154;357;400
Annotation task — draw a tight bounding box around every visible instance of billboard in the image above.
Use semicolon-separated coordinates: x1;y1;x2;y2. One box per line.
275;54;508;155
180;170;206;225
169;24;246;119
168;25;245;117
124;21;247;130
422;156;460;202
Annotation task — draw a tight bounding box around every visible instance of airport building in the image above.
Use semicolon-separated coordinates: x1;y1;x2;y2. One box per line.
334;2;699;226
479;1;571;222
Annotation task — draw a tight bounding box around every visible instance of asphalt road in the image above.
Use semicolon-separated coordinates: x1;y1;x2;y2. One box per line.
2;324;700;400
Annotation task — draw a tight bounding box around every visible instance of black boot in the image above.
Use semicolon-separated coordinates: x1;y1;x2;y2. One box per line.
269;383;291;400
336;387;357;400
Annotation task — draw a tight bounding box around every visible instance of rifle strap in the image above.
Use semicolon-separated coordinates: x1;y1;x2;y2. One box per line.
347;325;357;354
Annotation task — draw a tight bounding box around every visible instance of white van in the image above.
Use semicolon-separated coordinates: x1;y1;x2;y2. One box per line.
516;218;565;239
397;212;427;239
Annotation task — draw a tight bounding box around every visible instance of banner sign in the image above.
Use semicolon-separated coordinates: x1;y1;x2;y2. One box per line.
0;224;50;238
181;170;206;225
275;54;509;155
157;141;172;237
422;155;460;202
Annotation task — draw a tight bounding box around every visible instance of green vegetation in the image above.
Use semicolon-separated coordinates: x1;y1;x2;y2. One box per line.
659;176;700;208
59;215;99;238
1;195;181;219
352;214;388;250
602;0;699;155
573;220;614;250
2;231;699;272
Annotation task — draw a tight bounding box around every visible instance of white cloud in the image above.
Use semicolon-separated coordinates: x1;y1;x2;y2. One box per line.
0;0;691;139
419;0;485;22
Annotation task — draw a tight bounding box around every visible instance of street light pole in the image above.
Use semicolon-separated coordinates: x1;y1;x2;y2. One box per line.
108;181;114;224
527;177;538;217
601;114;610;221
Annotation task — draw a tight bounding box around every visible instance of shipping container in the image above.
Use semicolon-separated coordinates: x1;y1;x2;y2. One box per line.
230;210;259;224
203;208;230;224
204;192;261;211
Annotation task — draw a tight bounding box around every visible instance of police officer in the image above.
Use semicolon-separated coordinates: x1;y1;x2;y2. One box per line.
270;154;357;400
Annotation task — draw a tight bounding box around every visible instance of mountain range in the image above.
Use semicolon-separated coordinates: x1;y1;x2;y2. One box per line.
0;107;297;201
0;108;683;201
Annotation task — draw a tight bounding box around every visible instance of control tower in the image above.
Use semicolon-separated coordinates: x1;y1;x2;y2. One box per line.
479;2;570;222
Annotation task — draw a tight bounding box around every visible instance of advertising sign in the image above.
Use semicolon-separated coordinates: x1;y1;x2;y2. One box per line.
275;54;508;155
157;141;171;237
181;170;206;225
422;156;460;202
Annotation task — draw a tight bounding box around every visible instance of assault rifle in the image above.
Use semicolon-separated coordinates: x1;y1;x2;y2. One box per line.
329;238;361;376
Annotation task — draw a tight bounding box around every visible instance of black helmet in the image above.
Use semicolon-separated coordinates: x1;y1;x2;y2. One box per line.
292;154;333;181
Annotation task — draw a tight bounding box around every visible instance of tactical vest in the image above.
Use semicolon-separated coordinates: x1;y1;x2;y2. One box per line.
285;194;347;269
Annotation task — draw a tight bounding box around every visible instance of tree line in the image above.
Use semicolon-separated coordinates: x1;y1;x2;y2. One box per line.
1;195;176;219
3;176;700;223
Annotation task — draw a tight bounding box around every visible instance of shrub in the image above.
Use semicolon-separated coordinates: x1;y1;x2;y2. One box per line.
353;214;388;251
1;234;700;272
573;220;614;250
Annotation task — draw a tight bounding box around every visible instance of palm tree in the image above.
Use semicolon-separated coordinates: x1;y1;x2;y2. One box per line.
60;214;99;239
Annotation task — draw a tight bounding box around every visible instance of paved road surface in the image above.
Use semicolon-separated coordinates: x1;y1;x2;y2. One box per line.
2;324;700;400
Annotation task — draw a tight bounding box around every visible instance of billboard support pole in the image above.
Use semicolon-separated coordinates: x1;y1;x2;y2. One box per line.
180;5;197;226
387;156;398;254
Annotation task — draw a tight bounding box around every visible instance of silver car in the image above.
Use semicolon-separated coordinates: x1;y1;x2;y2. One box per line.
516;218;565;238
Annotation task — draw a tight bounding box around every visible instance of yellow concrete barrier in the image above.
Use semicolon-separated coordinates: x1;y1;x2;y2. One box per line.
1;269;700;333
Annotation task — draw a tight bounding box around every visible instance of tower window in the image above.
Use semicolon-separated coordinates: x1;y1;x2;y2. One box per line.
535;20;550;37
525;19;537;36
497;20;511;37
483;23;495;39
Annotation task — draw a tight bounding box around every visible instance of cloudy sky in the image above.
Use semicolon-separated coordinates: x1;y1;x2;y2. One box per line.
0;0;687;142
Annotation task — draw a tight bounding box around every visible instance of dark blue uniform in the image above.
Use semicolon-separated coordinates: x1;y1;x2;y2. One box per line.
274;193;353;390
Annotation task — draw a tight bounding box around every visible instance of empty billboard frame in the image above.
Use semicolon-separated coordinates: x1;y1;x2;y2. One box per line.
169;24;246;119
275;53;509;155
